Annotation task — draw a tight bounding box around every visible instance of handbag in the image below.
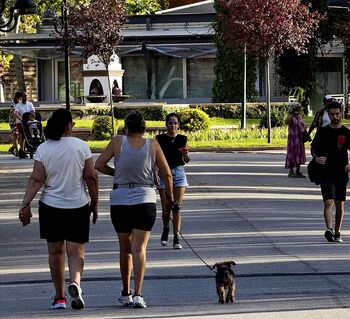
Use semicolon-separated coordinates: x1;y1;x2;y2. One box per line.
307;159;321;185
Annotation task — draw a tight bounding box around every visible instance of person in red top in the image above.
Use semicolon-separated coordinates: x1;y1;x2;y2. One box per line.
156;113;190;249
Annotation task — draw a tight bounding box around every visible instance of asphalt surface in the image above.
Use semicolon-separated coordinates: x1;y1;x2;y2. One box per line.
1;151;350;318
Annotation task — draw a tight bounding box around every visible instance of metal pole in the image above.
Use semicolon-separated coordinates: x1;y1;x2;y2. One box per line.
241;45;247;129
63;0;70;110
343;53;349;115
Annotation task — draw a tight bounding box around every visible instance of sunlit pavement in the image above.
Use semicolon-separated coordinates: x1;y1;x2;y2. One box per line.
1;151;350;318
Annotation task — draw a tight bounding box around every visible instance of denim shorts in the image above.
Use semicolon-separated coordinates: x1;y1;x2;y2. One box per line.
158;165;188;189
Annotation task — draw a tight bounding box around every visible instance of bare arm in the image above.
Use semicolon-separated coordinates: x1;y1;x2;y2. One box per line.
181;144;190;164
83;157;99;224
19;161;46;226
153;140;173;202
95;136;119;176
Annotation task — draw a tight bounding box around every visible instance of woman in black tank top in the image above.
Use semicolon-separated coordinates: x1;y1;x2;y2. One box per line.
156;113;190;250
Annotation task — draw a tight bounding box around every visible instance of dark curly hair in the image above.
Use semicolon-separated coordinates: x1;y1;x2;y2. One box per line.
124;110;146;134
44;108;73;140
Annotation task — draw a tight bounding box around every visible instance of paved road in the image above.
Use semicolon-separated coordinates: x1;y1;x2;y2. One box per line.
1;151;350;318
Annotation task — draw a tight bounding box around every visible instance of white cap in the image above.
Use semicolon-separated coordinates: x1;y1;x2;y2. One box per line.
324;95;333;101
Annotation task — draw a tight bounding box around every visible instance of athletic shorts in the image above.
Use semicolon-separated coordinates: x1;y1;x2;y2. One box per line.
158;165;188;190
110;203;156;233
320;177;348;202
38;201;91;243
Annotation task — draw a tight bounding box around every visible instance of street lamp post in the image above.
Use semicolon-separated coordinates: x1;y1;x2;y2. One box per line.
54;0;71;110
0;0;37;32
62;0;70;110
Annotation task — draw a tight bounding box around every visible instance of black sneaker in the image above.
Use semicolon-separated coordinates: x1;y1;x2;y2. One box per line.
334;232;343;243
18;149;28;159
324;229;335;242
173;236;182;250
161;226;170;246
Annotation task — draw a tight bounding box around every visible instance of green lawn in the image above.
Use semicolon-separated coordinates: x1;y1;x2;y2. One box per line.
0;116;321;153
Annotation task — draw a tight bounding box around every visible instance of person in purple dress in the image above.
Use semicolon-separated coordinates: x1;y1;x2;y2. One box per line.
285;104;307;178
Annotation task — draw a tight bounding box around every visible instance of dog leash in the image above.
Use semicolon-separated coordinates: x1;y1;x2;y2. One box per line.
169;215;215;273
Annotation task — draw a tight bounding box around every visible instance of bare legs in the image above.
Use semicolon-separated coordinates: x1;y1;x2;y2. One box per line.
47;241;85;299
117;230;151;296
159;187;186;238
324;199;344;234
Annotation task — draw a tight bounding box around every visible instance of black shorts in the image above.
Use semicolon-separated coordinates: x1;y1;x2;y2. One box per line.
110;203;156;233
38;201;91;243
320;177;348;202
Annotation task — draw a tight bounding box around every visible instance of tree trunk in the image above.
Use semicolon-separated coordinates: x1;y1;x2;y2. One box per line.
266;57;271;143
106;67;115;138
241;45;247;129
13;55;26;92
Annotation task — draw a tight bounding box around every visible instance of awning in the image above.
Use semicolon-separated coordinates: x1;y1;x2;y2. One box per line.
0;42;216;60
119;43;216;58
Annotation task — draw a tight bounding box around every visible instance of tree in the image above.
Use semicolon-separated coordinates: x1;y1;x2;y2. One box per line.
216;0;322;142
276;1;339;114
62;0;128;136
126;0;168;15
212;0;257;104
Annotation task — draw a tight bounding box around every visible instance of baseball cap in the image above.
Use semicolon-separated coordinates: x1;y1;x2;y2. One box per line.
323;95;334;103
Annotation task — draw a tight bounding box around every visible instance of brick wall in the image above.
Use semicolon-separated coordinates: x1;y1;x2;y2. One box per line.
4;57;37;102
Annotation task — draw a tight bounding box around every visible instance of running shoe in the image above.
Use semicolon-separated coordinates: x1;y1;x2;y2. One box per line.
68;282;85;310
118;291;133;306
161;226;170;246
324;229;335;242
51;297;67;310
173;236;182;250
335;232;343;243
133;295;147;308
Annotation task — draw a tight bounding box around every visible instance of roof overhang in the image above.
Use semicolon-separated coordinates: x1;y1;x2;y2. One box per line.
0;12;215;59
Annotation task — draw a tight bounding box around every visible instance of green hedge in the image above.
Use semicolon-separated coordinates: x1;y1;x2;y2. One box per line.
190;103;291;119
0;109;9;122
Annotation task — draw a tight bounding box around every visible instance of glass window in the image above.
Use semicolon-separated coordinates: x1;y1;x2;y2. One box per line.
122;55;148;99
122;54;183;99
57;59;84;102
187;57;215;99
154;56;183;99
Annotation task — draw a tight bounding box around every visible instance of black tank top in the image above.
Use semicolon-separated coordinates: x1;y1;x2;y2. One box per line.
156;134;187;169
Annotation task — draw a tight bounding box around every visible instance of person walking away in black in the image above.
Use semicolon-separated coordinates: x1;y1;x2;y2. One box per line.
311;101;350;243
156;113;190;250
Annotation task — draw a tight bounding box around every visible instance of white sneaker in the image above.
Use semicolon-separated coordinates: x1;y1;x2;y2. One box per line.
133;295;147;308
118;291;133;306
173;237;182;250
68;282;85;310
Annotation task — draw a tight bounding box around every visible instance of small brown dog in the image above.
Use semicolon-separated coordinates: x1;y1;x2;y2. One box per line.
213;261;236;304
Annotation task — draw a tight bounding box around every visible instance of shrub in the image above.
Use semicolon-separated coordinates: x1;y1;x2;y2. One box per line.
191;102;290;119
92;116;117;140
259;107;288;128
0;108;9;122
113;106;167;120
178;108;210;132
